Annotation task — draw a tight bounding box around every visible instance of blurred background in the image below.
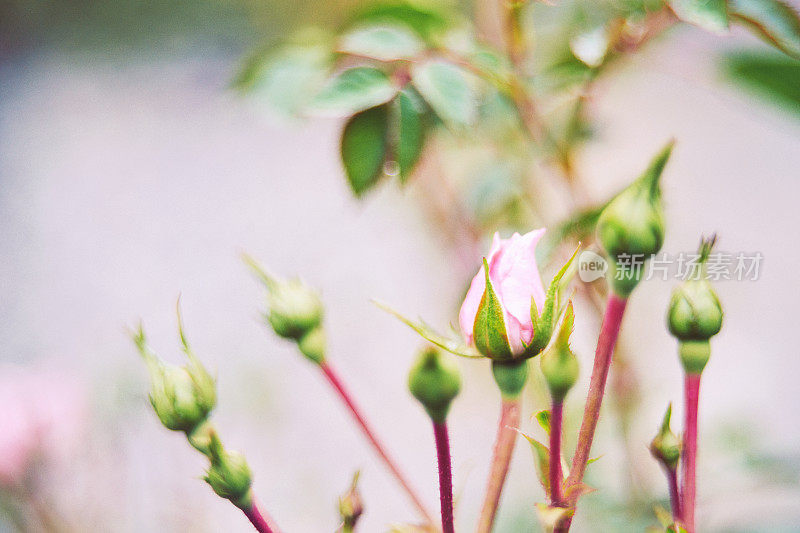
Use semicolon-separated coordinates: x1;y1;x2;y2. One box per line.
1;0;799;531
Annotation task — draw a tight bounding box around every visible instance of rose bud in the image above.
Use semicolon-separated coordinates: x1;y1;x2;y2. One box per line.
667;236;723;374
539;301;579;403
204;431;254;509
458;230;547;358
408;347;461;423
243;254;326;363
650;403;681;471
338;471;364;532
133;323;216;435
597;141;672;296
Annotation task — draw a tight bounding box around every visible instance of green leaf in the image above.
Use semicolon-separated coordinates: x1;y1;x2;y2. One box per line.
473;259;513;360
341;105;389;196
310;67;398;116
517;430;552;493
392;88;428;182
670;0;730;33
339;24;425;61
373;300;482;358
535;410;551;435
348;2;452;44
730;0;800;58
722;50;800;116
411;59;477;128
235;45;332;116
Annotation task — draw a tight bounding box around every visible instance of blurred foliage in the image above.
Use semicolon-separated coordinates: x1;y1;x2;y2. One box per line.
722;50;800;117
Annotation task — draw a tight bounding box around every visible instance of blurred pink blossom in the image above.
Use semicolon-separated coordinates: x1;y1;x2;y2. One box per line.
0;364;87;487
458;229;547;353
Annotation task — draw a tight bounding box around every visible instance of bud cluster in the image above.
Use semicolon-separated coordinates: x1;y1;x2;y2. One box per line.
134;309;254;511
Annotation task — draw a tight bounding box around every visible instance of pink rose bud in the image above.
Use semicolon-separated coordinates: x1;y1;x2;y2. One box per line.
459;230;547;355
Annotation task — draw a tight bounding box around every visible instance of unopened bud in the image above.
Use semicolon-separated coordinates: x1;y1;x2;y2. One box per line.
649;403;681;471
204;431;253;509
597;141;672;296
408;347;461;422
539;301;579;402
668;236;723;374
338;471;364;532
244;254;324;341
134;322;216;434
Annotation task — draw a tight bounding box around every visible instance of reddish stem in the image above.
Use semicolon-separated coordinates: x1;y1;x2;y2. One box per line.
319;362;434;525
549;401;564;507
682;373;701;533
242;499;281;533
666;466;682;525
566;294;627;488
433;421;455;533
557;293;627;532
476;398;521;533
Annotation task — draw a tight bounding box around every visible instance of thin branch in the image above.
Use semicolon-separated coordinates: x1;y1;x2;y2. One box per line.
319;362;436;525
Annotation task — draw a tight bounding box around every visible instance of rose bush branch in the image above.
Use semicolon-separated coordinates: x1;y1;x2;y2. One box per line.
560;143;673;528
244;255;435;525
133;315;282;533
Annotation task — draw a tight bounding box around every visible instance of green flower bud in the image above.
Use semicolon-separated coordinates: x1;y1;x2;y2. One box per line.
649;403;681;471
667;236;723;374
491;359;529;399
408;347;461;423
244;254;324;341
204;431;253;509
539;301;579;402
297;326;326;365
134;323;216;434
338;471;364;532
597;141;672;296
266;277;323;340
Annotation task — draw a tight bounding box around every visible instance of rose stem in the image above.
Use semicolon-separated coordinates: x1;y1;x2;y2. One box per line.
241;499;281;533
476;398;521;533
319;361;435;525
550;400;565;507
666;466;682;524
682;373;701;533
433;421;455;533
558;293;628;532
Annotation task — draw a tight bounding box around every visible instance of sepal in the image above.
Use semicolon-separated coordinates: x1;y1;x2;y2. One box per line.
524;245;580;358
473;259;513;360
374;301;481;358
